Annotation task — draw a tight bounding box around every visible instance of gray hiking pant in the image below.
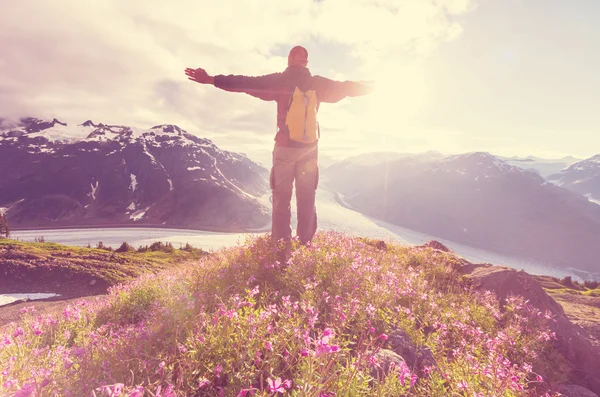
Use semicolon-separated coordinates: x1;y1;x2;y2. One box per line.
270;145;319;244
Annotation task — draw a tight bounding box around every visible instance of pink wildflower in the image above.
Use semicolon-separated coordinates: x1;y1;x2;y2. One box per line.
3;379;16;389
457;380;468;391
267;377;291;394
128;386;145;397
14;383;36;397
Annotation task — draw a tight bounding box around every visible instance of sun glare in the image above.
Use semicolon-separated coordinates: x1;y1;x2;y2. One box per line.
361;64;432;133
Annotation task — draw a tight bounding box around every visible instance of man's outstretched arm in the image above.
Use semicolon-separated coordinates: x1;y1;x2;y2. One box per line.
314;76;374;103
185;67;280;101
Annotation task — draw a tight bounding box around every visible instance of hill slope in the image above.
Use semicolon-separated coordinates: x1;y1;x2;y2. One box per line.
1;232;599;396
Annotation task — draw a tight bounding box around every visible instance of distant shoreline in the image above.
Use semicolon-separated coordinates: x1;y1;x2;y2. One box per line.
11;223;270;235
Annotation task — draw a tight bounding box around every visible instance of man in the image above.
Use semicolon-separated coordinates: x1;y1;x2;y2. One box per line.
185;46;372;247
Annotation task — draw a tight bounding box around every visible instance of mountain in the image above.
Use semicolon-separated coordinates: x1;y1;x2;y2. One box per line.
548;155;600;204
0;117;270;231
322;151;444;194
499;155;581;179
325;151;581;181
325;151;600;273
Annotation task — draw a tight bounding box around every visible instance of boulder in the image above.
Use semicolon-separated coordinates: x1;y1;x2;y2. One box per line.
370;349;406;380
417;240;451;253
462;264;600;394
386;328;436;373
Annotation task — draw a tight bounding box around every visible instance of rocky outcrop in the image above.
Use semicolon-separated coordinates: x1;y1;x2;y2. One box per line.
461;264;600;394
417;240;451;253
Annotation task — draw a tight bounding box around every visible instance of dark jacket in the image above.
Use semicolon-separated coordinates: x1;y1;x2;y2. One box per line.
213;66;372;147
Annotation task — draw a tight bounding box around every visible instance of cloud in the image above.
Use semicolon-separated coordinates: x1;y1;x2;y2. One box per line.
0;0;481;158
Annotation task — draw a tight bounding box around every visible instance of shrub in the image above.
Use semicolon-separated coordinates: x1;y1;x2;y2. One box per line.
560;276;573;287
97;241;113;251
116;242;134;253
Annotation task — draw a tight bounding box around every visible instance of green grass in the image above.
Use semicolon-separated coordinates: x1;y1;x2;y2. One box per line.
0;238;208;287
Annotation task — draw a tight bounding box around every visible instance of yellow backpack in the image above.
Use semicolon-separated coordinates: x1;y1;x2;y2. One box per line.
285;87;319;143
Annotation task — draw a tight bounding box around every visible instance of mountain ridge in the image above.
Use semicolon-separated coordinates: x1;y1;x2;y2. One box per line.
0;117;270;231
324;151;600;274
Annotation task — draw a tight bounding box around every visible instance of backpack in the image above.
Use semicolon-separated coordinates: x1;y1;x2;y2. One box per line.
285;86;319;143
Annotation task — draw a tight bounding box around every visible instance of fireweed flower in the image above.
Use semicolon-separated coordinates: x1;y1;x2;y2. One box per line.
267;377;291;394
457;380;469;391
14;382;36;397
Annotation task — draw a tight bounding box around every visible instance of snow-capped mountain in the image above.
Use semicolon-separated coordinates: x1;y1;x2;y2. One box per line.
326;151;600;273
0;118;270;230
498;155;581;179
322;151;444;194
548;155;600;204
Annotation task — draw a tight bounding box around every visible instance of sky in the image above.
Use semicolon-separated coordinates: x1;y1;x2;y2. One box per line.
1;0;599;167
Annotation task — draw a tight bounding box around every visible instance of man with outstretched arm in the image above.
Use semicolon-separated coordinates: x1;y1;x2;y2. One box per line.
185;46;373;251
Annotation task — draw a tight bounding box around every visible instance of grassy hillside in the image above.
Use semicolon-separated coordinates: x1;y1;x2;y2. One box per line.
0;239;208;295
0;233;570;396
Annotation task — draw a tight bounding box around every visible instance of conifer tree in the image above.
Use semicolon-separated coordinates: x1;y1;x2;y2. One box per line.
0;214;9;238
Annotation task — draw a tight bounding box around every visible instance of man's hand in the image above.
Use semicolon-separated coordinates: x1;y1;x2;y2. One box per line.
185;67;214;85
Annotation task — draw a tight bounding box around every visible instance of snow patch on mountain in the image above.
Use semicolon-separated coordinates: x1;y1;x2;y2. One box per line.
130;174;137;192
28;123;94;143
89;181;99;200
0;207;7;216
436;152;536;180
585;194;600;206
130;206;150;221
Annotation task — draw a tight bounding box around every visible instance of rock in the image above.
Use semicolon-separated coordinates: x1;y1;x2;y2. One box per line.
462;264;600;395
386;328;436;372
461;265;565;315
374;240;387;250
370;349;406;380
418;240;451;253
558;384;599;397
89;279;96;286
